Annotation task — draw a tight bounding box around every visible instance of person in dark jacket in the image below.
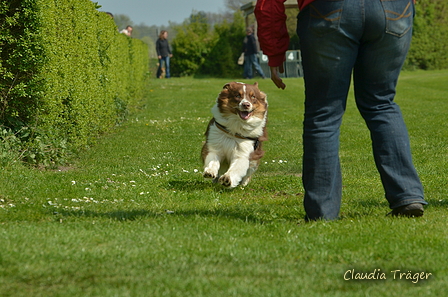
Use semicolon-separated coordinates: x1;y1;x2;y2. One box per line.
243;27;265;79
156;30;172;78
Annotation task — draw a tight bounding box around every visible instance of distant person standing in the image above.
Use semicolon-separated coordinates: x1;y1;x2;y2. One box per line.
120;25;133;36
243;27;265;79
156;30;173;78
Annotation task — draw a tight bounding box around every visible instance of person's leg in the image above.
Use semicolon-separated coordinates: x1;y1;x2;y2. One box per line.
244;55;254;79
353;0;427;211
297;0;361;220
243;55;249;78
165;56;170;78
252;54;265;78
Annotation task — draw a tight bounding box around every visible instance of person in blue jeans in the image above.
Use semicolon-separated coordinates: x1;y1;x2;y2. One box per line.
243;27;266;79
255;0;428;220
156;30;172;78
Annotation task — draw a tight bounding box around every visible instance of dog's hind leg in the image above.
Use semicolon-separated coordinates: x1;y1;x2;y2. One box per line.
240;160;259;186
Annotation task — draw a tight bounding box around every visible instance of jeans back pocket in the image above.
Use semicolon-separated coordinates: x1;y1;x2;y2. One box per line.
306;0;344;37
381;0;413;37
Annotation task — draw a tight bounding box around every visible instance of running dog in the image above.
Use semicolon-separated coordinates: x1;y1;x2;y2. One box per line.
201;82;268;188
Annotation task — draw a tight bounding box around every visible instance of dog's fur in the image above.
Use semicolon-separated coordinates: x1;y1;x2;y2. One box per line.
201;82;268;188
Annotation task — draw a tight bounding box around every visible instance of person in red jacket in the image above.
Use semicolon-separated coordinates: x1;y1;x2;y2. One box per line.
255;0;427;221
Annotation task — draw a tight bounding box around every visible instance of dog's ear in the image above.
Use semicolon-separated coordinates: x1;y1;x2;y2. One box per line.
217;83;231;103
259;91;268;104
253;82;259;88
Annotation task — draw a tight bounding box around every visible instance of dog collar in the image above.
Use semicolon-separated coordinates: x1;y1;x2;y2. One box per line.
214;119;260;150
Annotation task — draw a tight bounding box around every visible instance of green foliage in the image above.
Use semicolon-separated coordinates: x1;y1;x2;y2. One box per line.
0;126;68;167
406;0;448;70
0;0;44;126
171;13;216;77
0;0;149;167
198;12;246;78
171;11;246;78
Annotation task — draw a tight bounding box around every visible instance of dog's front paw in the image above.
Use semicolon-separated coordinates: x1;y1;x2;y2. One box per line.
218;174;232;187
203;169;217;180
219;174;241;188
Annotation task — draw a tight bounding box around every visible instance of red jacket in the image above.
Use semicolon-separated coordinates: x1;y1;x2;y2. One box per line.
254;0;415;67
254;0;313;67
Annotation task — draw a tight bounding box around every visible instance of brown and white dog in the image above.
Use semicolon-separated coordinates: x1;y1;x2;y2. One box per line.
201;82;268;188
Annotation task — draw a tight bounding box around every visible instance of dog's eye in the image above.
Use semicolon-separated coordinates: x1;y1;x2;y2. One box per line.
236;94;241;99
251;95;256;99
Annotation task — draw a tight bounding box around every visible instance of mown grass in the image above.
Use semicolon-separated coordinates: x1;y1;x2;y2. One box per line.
1;71;447;296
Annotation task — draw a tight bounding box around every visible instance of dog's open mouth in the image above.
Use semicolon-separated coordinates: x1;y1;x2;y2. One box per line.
238;110;253;120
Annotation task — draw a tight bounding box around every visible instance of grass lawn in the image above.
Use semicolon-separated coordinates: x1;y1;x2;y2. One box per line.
1;70;447;296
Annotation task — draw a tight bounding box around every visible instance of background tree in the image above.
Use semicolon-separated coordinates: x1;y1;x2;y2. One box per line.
407;0;448;69
170;12;216;77
285;6;300;50
198;12;246;78
113;14;133;31
225;0;247;11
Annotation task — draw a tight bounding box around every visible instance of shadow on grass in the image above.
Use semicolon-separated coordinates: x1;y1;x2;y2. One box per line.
57;180;301;224
165;179;244;193
57;207;300;224
55;175;302;223
340;197;448;219
55;192;444;224
165;180;214;191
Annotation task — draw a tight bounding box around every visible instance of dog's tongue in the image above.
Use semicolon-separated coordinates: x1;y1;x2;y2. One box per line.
239;111;251;120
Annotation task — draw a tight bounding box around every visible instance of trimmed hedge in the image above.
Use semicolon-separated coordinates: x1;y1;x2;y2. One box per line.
0;0;148;166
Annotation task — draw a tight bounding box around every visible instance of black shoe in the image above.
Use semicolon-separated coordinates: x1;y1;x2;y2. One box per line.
388;203;424;217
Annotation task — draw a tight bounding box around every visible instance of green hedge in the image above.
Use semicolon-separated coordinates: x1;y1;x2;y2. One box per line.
0;0;148;166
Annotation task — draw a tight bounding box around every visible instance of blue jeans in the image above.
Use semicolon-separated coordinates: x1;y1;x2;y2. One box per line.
244;54;265;79
297;0;427;220
158;56;170;78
